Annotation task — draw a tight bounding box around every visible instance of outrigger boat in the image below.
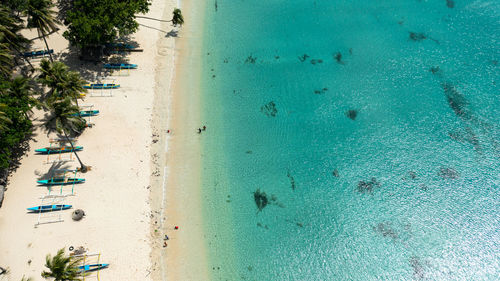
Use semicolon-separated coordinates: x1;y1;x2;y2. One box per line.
105;43;143;52
83;83;120;89
37;178;85;185
22;49;53;58
27;204;72;213
71;110;99;117
35;146;83;154
78;263;109;273
105;43;135;49
103;63;137;69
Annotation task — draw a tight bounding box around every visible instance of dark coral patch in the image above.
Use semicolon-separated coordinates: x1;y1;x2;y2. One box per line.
439;167;459;179
442;83;469;118
409;32;427;41
245;55;257;64
357;177;380;193
410;256;425;280
254;189;269;212
334;52;344;64
346;109;358;120
314;88;328;95
332;169;339;177
298;54;309;62
310;59;323;65
373;222;398;239
287;170;296;191
430;66;440;74
260;101;278;117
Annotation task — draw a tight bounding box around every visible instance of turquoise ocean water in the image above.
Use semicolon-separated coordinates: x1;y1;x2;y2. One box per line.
198;0;499;279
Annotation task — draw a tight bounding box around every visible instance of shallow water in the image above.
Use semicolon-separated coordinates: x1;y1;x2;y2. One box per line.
199;0;499;279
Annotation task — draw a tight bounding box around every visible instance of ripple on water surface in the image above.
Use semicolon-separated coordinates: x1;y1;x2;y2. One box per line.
200;0;500;280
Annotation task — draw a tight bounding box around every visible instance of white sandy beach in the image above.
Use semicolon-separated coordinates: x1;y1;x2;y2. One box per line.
0;0;181;280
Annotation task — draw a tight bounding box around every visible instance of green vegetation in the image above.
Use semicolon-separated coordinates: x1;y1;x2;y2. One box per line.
0;3;85;171
0;77;35;169
0;0;27;15
1;0;152;172
0;43;13;77
38;59;89;172
0;4;35;169
63;0;150;49
26;0;59;62
43;96;87;172
0;103;12;132
41;248;82;281
38;59;87;105
0;5;33;69
172;8;184;26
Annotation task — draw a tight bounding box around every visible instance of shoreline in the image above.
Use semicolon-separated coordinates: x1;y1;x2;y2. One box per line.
149;0;212;279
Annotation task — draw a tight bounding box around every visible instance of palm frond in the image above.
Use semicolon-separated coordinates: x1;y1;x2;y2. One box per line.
0;103;12;132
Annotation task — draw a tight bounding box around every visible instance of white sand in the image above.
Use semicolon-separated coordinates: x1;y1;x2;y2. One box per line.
0;0;178;280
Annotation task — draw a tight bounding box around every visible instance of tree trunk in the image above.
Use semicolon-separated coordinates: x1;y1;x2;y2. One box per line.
135;15;171;22
62;129;87;173
41;30;53;62
75;98;81;117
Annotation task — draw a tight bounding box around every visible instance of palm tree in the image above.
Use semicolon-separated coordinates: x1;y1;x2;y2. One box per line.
26;0;59;62
0;103;12;132
59;70;87;108
38;59;86;104
38;59;63;98
0;43;13;77
172;8;184;26
8;76;39;117
41;248;81;281
0;6;34;70
44;97;88;172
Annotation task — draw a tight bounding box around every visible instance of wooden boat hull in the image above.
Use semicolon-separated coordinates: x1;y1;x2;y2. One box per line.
22;49;53;57
105;43;135;49
83;83;120;89
37;178;85;185
35;146;83;154
78;263;109;273
27;204;72;212
71;110;99;117
103;63;137;69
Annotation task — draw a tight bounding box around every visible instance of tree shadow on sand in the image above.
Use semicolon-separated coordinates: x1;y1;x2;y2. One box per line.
165;30;179;38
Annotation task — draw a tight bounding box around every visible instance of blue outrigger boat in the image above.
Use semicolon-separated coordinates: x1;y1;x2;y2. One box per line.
37;178;85;185
22;49;53;58
103;63;137;69
27;204;72;213
83;83;120;89
105;43;135;49
105;43;143;53
35;146;83;154
71;110;99;117
78;263;109;273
